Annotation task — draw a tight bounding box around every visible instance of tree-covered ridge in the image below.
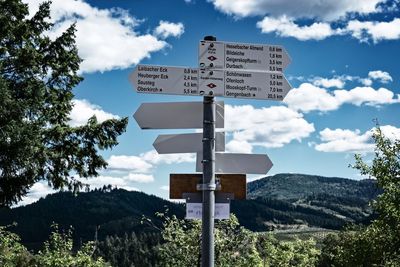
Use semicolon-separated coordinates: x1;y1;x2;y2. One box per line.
0;173;378;251
0;189;185;250
248;173;379;201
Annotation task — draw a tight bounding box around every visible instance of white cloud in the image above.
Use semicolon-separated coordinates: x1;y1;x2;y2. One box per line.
107;155;153;173
160;185;169;191
257;16;338;41
124;173;154;183
23;0;183;73
334;87;399;106
81;175;140;191
225;105;315;150
368;70;393;83
140;150;195;165
312;77;346;88
69;99;119;126
226;140;253;153
154;21;185;39
315;125;400;153
284;83;400;113
210;0;383;21
347;18;400;43
284;83;340;112
17;182;56;207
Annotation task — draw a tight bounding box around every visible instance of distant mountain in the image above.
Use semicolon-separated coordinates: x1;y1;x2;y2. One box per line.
0;173;380;249
247;173;378;201
0;189;184;249
236;173;380;231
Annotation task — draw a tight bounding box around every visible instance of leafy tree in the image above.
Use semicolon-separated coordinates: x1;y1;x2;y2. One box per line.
0;224;109;266
320;127;400;266
157;214;262;267
0;0;128;206
257;234;320;267
0;224;34;267
36;224;110;267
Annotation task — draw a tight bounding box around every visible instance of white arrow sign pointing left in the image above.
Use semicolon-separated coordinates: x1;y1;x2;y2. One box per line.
153;132;225;154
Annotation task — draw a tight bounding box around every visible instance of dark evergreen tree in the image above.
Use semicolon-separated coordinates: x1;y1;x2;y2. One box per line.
0;0;128;206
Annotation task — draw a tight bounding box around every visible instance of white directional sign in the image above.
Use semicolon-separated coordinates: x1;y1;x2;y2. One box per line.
199;40;291;72
196;152;273;174
130;65;199;96
133;101;225;129
153;132;225;154
198;70;292;101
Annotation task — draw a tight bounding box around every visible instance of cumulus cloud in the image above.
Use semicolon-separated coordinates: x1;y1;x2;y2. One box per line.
284;83;400;113
347;18;400;43
69;99;119;127
140;150;195;165
209;0;384;21
154;21;185;39
368;70;393;83
284;83;340;112
225;105;315;150
17;182;56;206
257;16;338;41
312;77;346;88
315;125;400;153
23;0;183;73
107;155;153;173
80;175;140;191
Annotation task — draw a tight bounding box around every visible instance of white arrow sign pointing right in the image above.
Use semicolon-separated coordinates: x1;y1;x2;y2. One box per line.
196;152;273;174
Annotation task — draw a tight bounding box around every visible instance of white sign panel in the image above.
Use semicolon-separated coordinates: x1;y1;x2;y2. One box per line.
199;40;291;72
153;132;225;154
196;152;273;174
130;65;200;96
133;101;224;129
186;203;230;220
198;70;292;101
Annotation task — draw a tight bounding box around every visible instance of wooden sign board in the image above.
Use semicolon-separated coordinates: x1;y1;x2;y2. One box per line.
170;173;246;200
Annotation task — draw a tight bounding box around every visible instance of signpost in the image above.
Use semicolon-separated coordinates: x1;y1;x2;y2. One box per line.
153;132;225;154
129;35;292;267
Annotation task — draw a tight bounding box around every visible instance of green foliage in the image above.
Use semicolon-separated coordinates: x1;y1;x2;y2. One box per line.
95;232;162;267
36;224;109;267
0;224;109;267
0;225;34;267
320;127;400;266
0;0;128;206
158;214;262;267
257;233;320;267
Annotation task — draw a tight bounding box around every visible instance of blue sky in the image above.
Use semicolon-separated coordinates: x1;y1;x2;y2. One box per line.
21;0;400;205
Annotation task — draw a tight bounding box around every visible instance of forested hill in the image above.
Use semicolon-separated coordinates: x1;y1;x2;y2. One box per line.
248;173;378;201
0;173;380;249
0;189;185;249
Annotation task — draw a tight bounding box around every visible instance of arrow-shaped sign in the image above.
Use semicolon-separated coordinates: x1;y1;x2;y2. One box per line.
199;40;291;72
133;101;224;129
154;132;225;154
198;70;292;101
196;152;273;174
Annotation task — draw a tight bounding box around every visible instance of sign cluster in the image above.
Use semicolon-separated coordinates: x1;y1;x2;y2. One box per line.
130;41;291;101
130;40;292;220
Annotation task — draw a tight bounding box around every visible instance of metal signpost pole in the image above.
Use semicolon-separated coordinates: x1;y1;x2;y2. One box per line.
201;35;217;267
